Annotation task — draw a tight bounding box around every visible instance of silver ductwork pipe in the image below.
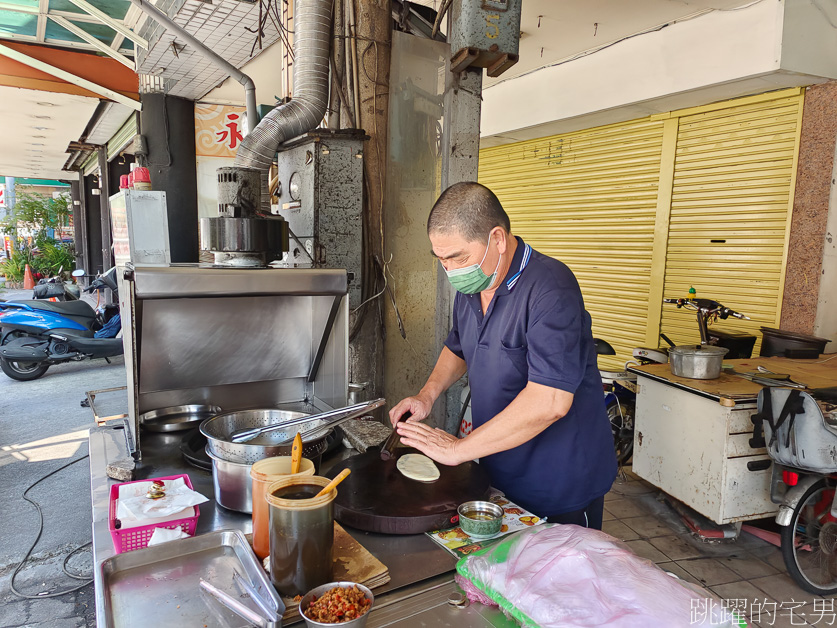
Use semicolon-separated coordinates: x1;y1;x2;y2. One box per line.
234;0;333;171
130;0;258;132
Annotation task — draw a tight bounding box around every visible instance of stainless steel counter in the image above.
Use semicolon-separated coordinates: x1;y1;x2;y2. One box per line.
89;425;515;627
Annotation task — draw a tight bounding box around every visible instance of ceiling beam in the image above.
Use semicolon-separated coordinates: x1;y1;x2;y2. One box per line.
110;33;126;52
0;3;131;27
0;41;141;111
0;31;134;56
36;0;48;42
49;16;135;69
65;0;148;50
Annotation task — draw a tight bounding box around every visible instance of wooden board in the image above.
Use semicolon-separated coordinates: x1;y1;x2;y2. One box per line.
631;355;837;404
280;522;389;622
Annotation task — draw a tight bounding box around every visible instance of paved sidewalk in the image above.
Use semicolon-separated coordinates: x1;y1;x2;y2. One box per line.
605;469;830;628
0;357;126;628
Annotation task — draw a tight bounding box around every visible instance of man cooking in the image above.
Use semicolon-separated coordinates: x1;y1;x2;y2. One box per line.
389;181;617;529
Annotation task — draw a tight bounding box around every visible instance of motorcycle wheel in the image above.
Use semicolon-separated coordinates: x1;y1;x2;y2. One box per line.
0;332;50;381
780;478;837;595
607;398;635;465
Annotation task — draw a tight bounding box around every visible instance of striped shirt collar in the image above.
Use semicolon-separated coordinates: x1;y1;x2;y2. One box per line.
506;240;532;292
497;236;532;294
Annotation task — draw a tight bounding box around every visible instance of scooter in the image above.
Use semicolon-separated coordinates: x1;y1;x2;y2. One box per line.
759;387;837;595
32;268;82;301
597;296;753;464
0;267;122;381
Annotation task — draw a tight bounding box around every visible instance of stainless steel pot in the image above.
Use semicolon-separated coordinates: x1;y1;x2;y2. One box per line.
200;409;330;464
669;345;729;380
205;446;254;513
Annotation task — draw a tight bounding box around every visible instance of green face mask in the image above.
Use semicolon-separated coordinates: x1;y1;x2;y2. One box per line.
444;234;501;294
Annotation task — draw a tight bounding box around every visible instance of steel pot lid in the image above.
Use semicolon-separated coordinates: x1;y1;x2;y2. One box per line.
669;345;729;357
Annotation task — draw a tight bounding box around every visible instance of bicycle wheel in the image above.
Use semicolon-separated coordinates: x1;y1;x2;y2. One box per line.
780;478;837;595
606;398;634;465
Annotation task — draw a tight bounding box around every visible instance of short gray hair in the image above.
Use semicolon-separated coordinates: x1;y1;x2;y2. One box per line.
427;182;510;242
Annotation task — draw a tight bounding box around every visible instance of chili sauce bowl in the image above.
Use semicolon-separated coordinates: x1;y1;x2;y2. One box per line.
299;581;374;627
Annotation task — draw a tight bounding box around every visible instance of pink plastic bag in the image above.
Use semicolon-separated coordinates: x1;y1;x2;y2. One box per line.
456;524;740;628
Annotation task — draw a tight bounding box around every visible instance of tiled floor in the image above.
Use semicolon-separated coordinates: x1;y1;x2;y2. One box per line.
605;468;834;628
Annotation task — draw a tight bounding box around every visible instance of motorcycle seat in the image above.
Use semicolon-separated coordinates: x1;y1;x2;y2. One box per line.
13;300;97;327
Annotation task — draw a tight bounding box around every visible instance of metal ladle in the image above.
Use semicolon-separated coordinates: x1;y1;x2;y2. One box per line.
228;398;386;443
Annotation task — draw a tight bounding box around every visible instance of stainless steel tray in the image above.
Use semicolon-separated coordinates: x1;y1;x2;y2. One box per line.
140;404;222;432
100;529;283;627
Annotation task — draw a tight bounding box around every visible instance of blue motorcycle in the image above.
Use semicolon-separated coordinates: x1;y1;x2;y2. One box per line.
0;267;123;381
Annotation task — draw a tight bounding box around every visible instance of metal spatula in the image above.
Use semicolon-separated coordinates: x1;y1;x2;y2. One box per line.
229;398;385;443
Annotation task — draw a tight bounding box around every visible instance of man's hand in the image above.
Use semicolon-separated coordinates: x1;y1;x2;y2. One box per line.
396;421;464;466
388;392;433;426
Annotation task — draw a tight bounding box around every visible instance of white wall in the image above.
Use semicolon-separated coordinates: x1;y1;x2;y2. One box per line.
200;39;287;106
480;0;837;145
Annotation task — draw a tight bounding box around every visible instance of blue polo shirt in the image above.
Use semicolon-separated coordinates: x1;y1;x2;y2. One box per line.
445;236;617;516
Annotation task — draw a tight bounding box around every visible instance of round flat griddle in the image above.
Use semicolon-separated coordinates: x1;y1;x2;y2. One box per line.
326;449;490;535
180;428;212;471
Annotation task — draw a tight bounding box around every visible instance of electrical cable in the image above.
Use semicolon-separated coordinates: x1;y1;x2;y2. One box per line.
10;454;94;599
431;0;453;38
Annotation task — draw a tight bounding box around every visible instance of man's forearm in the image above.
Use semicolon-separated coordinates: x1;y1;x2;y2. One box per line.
454;382;573;461
419;347;467;404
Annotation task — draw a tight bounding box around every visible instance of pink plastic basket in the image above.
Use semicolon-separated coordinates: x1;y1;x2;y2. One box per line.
108;474;200;553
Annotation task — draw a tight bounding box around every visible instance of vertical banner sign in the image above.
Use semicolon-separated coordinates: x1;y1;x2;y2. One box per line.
0;183;6;208
195;103;248;157
3;236;11;256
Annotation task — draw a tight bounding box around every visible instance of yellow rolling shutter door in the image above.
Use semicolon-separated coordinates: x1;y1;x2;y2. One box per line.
479;119;666;370
660;91;804;352
479;88;804;369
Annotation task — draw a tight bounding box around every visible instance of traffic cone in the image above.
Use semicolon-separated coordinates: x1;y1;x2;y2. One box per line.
23;264;35;289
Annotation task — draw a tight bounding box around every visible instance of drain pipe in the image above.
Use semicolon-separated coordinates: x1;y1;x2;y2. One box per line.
130;0;258;132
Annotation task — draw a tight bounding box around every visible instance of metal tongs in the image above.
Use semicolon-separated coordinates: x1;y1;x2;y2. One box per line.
230;398;386;443
200;571;283;627
724;366;807;389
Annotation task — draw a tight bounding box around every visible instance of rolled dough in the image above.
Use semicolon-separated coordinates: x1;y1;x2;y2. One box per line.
396;453;440;483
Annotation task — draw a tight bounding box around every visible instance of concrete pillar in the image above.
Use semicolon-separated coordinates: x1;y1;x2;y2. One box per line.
437;67;483;433
82;173;103;275
140;93;199;263
69;179;86;271
780;82;837;336
4;176;15;216
814;137;837;352
348;0;391;403
98;148;113;273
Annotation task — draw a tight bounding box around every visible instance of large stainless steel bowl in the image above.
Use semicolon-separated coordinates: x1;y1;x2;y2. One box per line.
200;409;331;464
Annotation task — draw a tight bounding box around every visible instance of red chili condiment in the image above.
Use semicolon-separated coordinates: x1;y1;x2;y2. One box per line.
304;585;371;623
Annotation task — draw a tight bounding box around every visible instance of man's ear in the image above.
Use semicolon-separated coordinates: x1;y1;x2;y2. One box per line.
495;227;509;255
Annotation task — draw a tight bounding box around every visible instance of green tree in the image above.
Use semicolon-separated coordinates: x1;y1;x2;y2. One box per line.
1;192;71;245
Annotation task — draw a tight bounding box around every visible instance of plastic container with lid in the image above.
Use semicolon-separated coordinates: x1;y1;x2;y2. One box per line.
267;475;336;597
250;456;315;559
